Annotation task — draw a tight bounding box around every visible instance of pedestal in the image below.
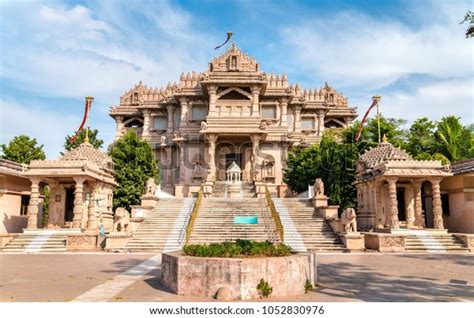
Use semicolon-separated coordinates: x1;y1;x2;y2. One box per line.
340;233;365;251
314;195;328;208
140;195;159;209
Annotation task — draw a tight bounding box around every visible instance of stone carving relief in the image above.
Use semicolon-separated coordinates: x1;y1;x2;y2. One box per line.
145;178;157;196
160;135;167;146
314;178;325;197
200;121;208;131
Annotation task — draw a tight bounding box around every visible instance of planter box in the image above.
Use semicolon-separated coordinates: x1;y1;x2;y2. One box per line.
162;252;316;300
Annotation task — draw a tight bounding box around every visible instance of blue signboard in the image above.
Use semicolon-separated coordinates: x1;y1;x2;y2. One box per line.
234;216;258;225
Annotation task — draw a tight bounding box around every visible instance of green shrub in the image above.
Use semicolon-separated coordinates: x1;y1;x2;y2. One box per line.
257;278;273;298
183;240;291;258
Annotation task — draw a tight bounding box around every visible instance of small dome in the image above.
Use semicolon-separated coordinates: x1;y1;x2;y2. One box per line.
360;141;412;168
60;142;113;169
226;161;241;172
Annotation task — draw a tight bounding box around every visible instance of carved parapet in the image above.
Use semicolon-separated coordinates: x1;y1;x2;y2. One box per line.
202;181;214;197
0;234;18;247
66;233;98;251
363;233;405;252
254;182;266;199
317;205;339;220
452;234;474;252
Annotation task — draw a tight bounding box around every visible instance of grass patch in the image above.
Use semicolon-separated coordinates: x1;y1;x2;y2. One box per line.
183;240;292;258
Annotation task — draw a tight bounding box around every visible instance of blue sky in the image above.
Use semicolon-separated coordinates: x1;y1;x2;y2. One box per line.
1;0;473;158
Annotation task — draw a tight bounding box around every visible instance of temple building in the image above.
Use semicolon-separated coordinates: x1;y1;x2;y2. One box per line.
109;44;357;197
355;138;453;231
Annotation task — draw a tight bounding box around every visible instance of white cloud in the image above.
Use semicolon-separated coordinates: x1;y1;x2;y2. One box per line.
0;99;79;159
280;5;473;91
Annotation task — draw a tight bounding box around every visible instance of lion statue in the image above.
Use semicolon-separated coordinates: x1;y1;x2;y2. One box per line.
341;208;357;233
145;177;157;196
113;207;130;232
314;178;325;197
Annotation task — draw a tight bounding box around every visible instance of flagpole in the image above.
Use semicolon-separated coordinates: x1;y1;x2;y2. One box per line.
372;95;382;143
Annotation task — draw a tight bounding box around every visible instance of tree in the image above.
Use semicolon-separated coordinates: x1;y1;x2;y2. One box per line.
434;116;474;162
406;118;436;157
109;130;160;211
460;10;474;38
284;133;359;211
63;128;103;153
1;135;46;164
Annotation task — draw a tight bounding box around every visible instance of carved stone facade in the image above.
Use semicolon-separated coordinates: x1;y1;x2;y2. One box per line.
110;44;357;197
22;142;117;231
355;139;452;231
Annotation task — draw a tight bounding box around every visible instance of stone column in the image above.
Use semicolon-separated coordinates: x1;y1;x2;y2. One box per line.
431;178;444;229
251;86;260;116
142;110;150;139
387;177;399;230
27;177;41;229
72;177;86;228
166;105;174;134
115;116;125;141
374;181;384;228
405;185;416;228
294;106;302;132
207;134;217;181
180;99;188;128
208;85;217;116
250;134;261;181
178;142;186;182
87;182;97;230
280;101;288;125
164;147;173;187
317;111;325;136
413;180;424;228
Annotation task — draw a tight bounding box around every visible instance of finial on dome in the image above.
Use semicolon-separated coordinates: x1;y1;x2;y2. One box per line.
382;134;388;143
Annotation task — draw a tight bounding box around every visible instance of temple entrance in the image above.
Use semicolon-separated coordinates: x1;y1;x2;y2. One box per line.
397;188;406;222
64;188;74;222
225;153;241;169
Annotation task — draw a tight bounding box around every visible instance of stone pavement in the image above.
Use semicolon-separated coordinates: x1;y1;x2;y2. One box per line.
0;253;472;302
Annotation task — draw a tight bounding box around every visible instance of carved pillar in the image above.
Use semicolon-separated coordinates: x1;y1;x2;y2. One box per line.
405;185;415;228
431;178;444;229
207;134;217;181
72;177;86;228
164;147;173;187
115;116;125;141
413;180;424;228
317;111;325;137
294;106;302;132
251;86;260;116
387;177;399;230
166;105;174;134
142;110;150;139
280;101;288;125
208;85;217;116
367;181;375;230
87;182;97;230
374;181;384;228
178;142;186;182
27;177;41;229
180;99;188;128
250;134;261;181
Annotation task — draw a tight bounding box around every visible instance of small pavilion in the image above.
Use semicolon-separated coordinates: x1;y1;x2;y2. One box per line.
355;138;452;231
23;142;117;231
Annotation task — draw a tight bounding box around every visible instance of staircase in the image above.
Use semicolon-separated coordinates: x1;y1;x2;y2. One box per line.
212;181;256;198
274;198;345;251
1;229;75;253
405;232;469;253
124;198;194;252
188;198;280;244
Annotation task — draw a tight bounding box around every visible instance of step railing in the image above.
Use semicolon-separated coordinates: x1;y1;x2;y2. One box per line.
264;185;284;242
184;187;203;245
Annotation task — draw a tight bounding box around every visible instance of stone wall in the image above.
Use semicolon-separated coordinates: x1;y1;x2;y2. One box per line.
161;252;316;300
364;233;405;252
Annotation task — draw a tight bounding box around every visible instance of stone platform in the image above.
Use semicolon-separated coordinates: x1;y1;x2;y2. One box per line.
161;251;316;300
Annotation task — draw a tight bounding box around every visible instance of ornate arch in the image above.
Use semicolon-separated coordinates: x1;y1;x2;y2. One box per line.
216;87;252;100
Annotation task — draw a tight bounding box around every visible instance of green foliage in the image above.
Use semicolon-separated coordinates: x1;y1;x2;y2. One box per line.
63;128;104;153
284;133;359;209
460;10;474;38
1;135;46;164
256;278;273;298
109;130;159;211
434;116;474;162
182;240;292;258
304;278;313;293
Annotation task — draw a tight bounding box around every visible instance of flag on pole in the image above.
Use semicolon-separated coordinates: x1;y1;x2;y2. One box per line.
354;96;381;142
70;97;94;145
214;32;233;50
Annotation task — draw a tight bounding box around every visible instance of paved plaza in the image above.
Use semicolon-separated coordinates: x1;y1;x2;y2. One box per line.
0;253;472;302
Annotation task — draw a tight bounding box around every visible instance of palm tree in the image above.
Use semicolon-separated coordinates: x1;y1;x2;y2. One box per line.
435;116;474;162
